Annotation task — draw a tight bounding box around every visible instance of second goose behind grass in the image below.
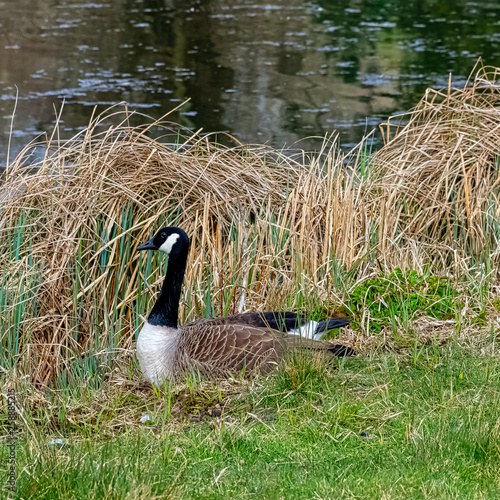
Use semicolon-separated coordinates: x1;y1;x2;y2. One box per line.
136;227;354;386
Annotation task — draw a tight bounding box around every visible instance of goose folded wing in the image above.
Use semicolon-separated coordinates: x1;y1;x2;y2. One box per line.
183;312;304;332
178;324;279;376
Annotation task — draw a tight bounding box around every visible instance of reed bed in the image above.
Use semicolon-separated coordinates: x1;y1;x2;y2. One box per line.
375;64;500;260
1;66;500;385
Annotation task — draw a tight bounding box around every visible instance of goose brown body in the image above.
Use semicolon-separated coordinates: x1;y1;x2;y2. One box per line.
136;227;352;386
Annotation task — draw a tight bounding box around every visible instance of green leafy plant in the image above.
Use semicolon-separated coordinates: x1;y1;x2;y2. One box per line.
349;268;460;333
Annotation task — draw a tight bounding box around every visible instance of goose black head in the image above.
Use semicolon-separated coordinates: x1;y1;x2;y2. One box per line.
137;227;190;257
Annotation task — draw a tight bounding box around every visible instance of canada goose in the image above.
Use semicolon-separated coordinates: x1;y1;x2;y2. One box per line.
136;227;353;386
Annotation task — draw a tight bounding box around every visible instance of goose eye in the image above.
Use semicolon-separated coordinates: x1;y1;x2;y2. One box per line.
160;232;166;239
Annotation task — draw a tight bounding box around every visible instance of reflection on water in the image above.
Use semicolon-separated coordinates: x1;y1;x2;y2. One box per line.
0;0;500;166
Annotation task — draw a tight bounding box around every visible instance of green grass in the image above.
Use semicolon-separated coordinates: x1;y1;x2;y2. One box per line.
4;342;500;499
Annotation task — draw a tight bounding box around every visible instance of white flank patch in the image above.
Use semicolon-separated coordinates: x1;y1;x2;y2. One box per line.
159;233;180;254
289;321;319;340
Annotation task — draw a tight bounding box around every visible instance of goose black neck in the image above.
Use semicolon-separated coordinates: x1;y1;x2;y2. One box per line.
147;249;188;328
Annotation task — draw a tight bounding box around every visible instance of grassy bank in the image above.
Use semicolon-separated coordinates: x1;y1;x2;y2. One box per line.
1;65;500;498
9;343;500;498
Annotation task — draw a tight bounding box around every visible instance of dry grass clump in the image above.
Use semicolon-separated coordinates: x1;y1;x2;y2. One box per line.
0;108;362;384
2;64;500;385
374;64;500;255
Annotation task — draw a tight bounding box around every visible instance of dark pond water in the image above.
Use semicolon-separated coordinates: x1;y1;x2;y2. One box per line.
1;0;500;167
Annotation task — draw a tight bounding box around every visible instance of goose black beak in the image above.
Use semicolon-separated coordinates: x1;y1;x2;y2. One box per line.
137;238;157;251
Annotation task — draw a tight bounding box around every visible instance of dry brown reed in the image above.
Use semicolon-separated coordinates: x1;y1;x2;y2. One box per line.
2;64;500;384
1;107;360;383
375;64;500;259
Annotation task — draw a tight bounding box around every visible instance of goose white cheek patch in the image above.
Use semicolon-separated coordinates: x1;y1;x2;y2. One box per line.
159;233;180;254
